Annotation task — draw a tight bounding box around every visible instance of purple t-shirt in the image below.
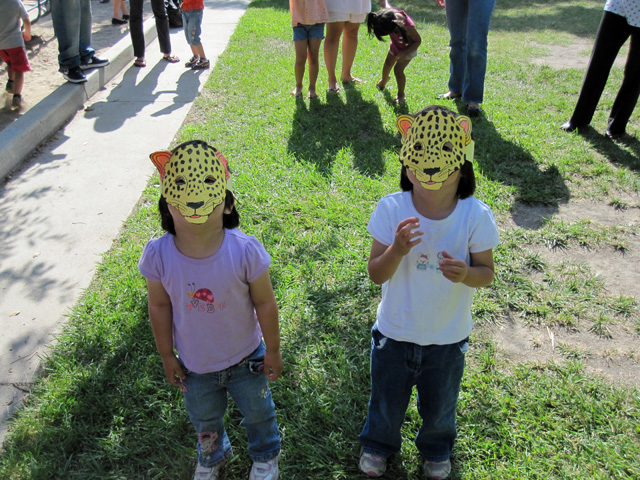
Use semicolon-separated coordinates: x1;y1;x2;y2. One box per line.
389;10;416;57
138;229;270;374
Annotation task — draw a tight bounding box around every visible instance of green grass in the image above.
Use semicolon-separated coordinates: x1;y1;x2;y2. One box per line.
1;0;639;478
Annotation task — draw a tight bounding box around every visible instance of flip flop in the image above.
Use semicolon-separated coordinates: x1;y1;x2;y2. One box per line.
162;55;180;63
342;77;363;84
327;87;340;94
307;92;318;99
133;58;146;67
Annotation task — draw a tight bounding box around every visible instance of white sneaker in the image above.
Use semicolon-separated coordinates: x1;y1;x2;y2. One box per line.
249;454;279;480
423;459;451;479
359;452;387;477
194;461;225;480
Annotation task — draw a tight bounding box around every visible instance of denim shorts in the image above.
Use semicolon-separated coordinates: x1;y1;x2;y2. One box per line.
293;22;325;41
182;9;203;46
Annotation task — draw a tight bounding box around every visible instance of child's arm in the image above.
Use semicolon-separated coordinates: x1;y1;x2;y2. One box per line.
249;270;283;381
22;18;31;42
438;249;495;287
147;278;186;388
368;217;423;285
394;21;421;59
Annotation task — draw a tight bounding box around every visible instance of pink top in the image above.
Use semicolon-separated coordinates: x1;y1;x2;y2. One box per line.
290;0;329;26
389;10;416;57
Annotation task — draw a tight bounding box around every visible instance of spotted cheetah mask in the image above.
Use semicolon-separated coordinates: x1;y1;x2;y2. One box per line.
396;107;474;190
150;140;230;224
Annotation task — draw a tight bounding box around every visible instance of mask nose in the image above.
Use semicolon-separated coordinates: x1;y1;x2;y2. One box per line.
423;167;440;177
187;201;204;209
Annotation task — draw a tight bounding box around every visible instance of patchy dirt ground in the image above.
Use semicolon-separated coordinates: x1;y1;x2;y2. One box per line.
2;15;638;388
484;201;640;389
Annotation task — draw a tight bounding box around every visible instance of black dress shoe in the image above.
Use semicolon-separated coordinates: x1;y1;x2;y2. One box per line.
123;14;129;20
112;17;127;25
560;121;586;132
605;129;624;140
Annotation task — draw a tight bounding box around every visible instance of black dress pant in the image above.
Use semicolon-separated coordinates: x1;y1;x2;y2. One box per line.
570;11;640;134
129;0;172;58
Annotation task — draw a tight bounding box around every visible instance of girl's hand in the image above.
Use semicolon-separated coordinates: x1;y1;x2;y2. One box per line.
391;217;423;257
438;250;469;283
264;349;284;381
161;354;187;391
434;0;445;7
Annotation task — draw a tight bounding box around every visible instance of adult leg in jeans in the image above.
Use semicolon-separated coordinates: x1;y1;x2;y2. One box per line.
445;0;469;98
129;0;145;58
608;25;640;135
568;12;630;128
78;0;95;64
150;0;172;56
51;0;82;70
463;0;495;104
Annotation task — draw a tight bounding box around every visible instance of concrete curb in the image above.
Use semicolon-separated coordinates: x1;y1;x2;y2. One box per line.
0;19;158;181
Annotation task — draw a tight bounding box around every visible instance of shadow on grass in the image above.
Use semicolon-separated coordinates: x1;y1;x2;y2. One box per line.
287;85;397;178
580;129;640;172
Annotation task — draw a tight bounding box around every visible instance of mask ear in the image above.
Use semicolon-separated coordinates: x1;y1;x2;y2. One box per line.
150;150;173;180
215;150;231;180
456;115;473;146
396;115;413;139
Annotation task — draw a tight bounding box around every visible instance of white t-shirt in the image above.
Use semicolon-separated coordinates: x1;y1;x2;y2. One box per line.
605;0;640;27
368;191;500;346
0;0;29;50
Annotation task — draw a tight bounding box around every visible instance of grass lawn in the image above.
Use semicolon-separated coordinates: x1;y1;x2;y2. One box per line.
1;0;639;478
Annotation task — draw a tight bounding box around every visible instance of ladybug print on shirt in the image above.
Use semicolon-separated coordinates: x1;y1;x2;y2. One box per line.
185;282;226;314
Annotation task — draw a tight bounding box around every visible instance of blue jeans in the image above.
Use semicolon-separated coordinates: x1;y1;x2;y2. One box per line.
182;9;203;46
445;0;496;104
181;342;281;467
359;325;468;462
50;0;95;70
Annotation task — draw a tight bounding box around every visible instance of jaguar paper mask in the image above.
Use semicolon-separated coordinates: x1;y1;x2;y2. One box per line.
150;140;230;224
396;107;474;190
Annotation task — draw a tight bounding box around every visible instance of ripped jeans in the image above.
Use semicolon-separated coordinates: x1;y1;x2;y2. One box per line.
181;342;281;467
359;325;468;462
181;9;203;46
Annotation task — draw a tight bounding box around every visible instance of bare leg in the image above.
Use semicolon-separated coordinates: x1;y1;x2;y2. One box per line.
293;39;307;96
194;44;206;60
324;21;345;90
393;57;411;102
340;22;360;82
307;37;322;98
377;51;396;90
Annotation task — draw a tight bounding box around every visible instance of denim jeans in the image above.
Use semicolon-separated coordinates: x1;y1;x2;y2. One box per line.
50;0;95;70
569;11;640;134
359;325;468;462
129;0;171;58
182;9;203;46
445;0;496;104
181;342;281;467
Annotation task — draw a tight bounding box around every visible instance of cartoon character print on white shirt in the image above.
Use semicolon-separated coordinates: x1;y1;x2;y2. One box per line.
415;250;445;274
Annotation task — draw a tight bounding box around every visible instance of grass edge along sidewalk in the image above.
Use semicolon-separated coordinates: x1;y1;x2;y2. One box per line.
1;0;639;479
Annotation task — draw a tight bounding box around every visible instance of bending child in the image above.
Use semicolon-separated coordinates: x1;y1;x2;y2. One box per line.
366;7;421;104
359;106;499;479
0;0;31;110
182;0;209;69
289;0;329;98
139;141;282;480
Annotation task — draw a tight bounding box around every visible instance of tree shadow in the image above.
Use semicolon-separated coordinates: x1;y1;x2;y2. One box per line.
287;85;396;178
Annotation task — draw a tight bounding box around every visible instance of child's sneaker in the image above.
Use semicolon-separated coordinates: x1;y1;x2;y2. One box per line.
423;459;451;479
192;58;210;70
185;55;199;68
6;79;13;94
11;94;22;109
249;454;279;480
194;460;225;480
359;452;387;477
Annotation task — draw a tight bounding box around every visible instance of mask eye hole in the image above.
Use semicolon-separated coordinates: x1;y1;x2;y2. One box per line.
443;142;454;153
413;142;423;151
204;176;216;185
175;176;186;187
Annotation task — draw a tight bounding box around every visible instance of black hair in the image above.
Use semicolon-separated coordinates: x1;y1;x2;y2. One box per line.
366;8;409;43
399;105;476;199
158;190;240;235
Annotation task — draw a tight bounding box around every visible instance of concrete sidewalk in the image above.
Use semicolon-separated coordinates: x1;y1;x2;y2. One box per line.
0;0;251;445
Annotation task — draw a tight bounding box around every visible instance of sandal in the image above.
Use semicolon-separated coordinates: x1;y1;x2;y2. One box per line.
327;86;340;94
162;55;180;63
133;58;146;67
